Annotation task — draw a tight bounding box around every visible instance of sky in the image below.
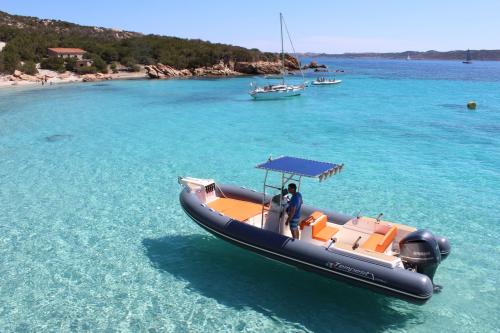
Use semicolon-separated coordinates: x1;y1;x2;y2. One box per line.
1;0;499;53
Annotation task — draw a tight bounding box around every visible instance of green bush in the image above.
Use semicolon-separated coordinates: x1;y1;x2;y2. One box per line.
120;56;136;68
110;62;118;73
1;48;20;74
20;60;38;75
131;64;141;72
40;56;65;72
91;54;107;73
75;66;97;74
65;57;77;71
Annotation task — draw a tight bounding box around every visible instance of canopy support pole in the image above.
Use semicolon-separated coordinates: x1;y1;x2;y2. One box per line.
261;170;269;228
279;172;285;234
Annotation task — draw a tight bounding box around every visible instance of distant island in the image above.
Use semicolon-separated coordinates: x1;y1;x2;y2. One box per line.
301;50;500;61
0;10;299;85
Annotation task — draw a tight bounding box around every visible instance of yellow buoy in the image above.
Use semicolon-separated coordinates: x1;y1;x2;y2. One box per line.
467;101;477;110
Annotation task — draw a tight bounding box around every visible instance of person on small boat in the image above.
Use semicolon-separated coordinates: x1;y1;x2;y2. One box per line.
285;183;303;239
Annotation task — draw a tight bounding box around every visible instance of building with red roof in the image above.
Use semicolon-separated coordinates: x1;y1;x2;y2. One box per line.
47;48;86;60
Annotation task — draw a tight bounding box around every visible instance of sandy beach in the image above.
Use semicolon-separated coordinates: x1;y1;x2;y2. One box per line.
0;69;147;89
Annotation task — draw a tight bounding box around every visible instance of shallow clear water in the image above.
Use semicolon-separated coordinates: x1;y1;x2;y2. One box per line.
1;59;499;332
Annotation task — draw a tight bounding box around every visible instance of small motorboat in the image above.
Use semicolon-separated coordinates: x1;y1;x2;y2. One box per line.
312;77;342;86
179;156;450;304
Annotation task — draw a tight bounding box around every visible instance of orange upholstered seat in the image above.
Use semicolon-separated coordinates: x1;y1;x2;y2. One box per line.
207;198;262;222
300;211;324;229
311;214;339;241
361;226;398;253
313;226;340;242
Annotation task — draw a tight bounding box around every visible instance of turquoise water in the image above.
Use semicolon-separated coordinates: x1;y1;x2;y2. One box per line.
1;59;499;332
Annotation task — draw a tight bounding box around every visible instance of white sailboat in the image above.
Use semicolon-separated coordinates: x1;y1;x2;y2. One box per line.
250;13;305;100
406;53;411;61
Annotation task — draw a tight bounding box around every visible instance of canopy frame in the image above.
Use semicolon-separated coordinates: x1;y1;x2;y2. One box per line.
257;156;343;228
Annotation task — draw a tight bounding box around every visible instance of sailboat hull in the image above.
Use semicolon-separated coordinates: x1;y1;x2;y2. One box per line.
250;86;304;100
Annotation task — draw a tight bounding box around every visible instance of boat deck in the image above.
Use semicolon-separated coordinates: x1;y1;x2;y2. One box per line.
205;195;413;268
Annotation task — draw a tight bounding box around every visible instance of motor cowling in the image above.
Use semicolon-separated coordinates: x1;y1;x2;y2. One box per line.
434;235;451;261
399;229;441;282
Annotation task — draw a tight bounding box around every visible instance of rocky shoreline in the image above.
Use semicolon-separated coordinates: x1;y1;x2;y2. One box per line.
0;56;303;88
145;55;300;79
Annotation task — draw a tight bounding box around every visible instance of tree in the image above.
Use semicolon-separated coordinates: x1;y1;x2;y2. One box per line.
65;57;77;71
75;66;97;74
120;56;136;68
110;62;118;73
91;54;107;73
20;60;38;75
40;56;65;72
1;48;20;74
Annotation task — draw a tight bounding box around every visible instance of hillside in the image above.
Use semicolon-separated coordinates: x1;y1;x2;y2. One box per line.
0;10;276;74
0;10;142;40
303;50;500;61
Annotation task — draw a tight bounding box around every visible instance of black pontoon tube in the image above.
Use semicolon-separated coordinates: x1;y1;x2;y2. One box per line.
180;184;436;304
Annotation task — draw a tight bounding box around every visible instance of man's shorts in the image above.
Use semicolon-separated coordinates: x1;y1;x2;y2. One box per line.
289;218;300;230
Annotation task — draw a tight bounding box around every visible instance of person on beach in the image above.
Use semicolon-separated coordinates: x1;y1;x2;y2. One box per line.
285;183;303;239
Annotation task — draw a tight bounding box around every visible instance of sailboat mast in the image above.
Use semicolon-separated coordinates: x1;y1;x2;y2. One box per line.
280;12;285;85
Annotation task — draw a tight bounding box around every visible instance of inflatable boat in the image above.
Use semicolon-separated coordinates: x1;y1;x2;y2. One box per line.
178;156;450;304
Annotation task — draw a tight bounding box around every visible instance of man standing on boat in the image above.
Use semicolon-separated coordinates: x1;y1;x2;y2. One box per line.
285;183;303;239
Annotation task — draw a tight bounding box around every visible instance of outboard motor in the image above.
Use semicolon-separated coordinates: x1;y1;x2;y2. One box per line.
434;235;451;261
399;229;442;283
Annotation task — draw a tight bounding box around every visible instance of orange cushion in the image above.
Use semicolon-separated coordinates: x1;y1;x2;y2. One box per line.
361;233;384;251
361;226;398;253
376;226;397;253
207;198;262;221
311;215;327;236
310;211;324;220
313;226;339;242
300;211;324;229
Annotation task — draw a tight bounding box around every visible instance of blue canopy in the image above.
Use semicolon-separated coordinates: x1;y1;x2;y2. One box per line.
256;156;342;179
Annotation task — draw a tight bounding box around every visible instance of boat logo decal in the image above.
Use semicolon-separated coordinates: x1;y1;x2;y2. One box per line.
327;262;375;281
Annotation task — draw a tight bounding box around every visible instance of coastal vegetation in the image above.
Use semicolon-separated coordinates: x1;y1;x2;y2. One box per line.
0;10;275;74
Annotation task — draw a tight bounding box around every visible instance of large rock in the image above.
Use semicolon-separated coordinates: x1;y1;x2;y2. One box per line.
302;61;327;69
234;61;282;74
234;55;300;75
284;54;300;70
193;61;239;76
145;61;238;78
145;64;193;78
19;74;38;82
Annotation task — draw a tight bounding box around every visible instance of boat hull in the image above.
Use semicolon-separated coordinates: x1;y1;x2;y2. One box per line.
312;80;342;86
179;184;435;304
250;87;304;100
